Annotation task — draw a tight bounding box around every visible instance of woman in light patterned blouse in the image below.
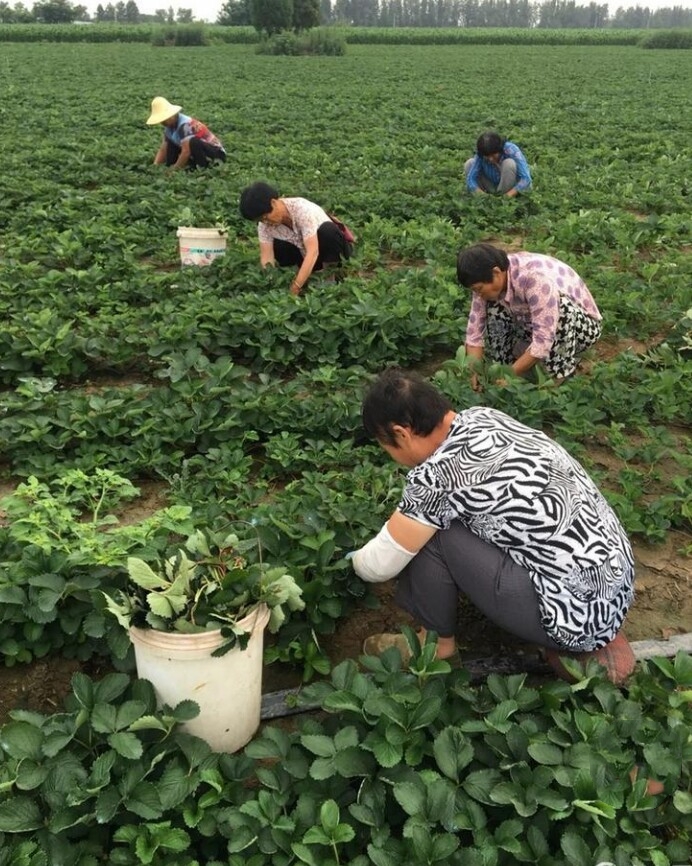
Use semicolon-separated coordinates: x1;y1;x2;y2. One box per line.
458;243;602;388
350;368;636;685
239;181;353;296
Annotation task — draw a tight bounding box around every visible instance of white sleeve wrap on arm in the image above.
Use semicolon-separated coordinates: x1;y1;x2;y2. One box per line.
351;524;417;583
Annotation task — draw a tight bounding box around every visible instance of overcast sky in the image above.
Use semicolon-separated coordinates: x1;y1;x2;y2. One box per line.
82;0;692;23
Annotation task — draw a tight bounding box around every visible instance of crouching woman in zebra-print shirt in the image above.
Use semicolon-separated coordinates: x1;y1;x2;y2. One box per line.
350;367;636;685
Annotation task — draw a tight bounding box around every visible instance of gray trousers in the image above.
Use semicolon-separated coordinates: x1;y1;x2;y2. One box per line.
464;157;518;194
395;521;561;649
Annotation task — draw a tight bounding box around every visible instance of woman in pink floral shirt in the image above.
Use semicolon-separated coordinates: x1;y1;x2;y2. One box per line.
457;243;602;387
239;182;353;295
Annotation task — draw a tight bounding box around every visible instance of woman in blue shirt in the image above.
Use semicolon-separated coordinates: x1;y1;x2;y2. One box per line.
147;96;226;171
464;130;532;197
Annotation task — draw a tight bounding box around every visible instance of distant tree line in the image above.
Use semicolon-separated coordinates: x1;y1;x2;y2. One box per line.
93;3;195;23
0;0;690;27
220;0;692;28
0;0;195;23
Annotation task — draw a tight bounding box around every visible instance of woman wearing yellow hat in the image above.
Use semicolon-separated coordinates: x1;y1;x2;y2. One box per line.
147;96;226;171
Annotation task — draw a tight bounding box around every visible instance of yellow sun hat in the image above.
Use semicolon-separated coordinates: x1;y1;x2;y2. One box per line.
147;96;182;125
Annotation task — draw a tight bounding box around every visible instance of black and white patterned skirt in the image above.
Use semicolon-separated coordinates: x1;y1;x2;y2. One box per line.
485;296;602;378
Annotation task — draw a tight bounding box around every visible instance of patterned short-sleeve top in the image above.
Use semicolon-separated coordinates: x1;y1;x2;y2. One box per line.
398;407;634;651
465;252;602;359
164;113;224;151
258;198;330;257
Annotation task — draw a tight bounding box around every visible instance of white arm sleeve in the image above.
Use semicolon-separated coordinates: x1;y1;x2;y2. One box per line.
351;524;417;583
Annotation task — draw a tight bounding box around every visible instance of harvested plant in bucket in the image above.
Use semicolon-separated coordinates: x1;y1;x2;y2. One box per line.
103;523;305;654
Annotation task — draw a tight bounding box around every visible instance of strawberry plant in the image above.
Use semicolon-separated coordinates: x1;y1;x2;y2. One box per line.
0;648;690;864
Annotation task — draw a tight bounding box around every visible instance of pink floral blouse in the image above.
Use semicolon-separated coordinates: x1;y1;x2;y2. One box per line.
465;252;602;359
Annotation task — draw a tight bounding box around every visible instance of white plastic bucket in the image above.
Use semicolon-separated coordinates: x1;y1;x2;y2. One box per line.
130;604;270;753
176;226;227;267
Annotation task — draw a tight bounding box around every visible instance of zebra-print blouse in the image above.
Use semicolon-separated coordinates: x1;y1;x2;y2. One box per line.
398;407;634;651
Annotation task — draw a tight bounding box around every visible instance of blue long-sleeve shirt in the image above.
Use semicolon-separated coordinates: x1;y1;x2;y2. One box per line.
466;141;532;193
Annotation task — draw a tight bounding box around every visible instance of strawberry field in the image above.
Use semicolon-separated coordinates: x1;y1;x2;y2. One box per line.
0;38;691;863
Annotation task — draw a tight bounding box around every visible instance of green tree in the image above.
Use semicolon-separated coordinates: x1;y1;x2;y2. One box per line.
0;1;20;21
33;0;78;21
123;0;139;21
251;0;293;33
333;0;351;22
218;0;252;24
293;0;319;29
176;6;193;21
354;0;379;25
536;0;608;27
319;0;332;23
610;5;650;27
13;2;35;21
651;6;692;26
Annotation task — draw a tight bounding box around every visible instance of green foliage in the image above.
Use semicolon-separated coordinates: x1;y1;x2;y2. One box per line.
103;525;305;649
256;26;346;55
255;30;306;55
343;25;646;45
217;0;252;26
251;0;293;35
151;24;209;46
0;38;690;680
0;23;657;45
0;453;392;670
292;0;320;32
662;307;692;357
0;22;158;41
33;0;79;24
0;651;690;862
3;24;691;47
0;472;195;666
640;29;692;49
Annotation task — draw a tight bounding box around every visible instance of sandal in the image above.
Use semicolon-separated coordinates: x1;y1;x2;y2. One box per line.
544;632;636;686
362;632;412;662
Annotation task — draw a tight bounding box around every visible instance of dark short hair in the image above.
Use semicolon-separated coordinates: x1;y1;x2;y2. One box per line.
239;181;279;220
456;243;510;287
476;131;506;157
362;367;453;446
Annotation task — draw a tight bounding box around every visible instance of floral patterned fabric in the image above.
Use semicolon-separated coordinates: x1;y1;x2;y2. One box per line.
257;198;331;257
465;252;602;360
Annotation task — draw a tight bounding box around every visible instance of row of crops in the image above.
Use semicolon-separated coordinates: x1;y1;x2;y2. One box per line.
0;23;673;44
0;38;690;863
1;39;691;665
